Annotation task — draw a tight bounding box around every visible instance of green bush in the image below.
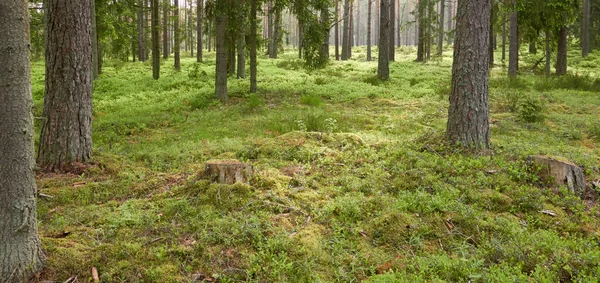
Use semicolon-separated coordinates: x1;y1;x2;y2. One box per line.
518;94;546;123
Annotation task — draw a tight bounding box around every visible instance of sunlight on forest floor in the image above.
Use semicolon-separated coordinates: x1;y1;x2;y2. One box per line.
33;46;600;281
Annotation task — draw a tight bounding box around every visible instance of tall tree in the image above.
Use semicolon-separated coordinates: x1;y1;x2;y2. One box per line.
91;0;99;79
152;0;160;79
215;0;228;101
250;0;258;92
389;0;395;61
138;0;147;61
437;0;445;55
447;0;491;149
163;0;170;58
416;0;426;61
335;0;340;60
378;0;390;80
0;1;46;280
582;0;590;57
508;7;517;77
342;0;350;59
556;15;568;75
367;0;372;61
197;0;203;62
174;0;181;70
39;0;94;171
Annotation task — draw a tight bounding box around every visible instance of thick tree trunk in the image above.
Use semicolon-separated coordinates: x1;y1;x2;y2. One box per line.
273;7;281;59
438;0;445;55
489;4;495;67
556;23;567;75
163;0;170;59
0;1;46;281
174;0;181;70
197;0;203;62
335;0;340;60
389;0;395;61
320;7;330;63
342;0;350;60
416;0;425;62
215;9;228;101
378;0;390;80
152;0;160;79
446;0;491;149
39;0;94;171
138;0;146;61
91;0;98;79
250;0;257;92
508;10;517;77
582;0;590;57
367;0;372;61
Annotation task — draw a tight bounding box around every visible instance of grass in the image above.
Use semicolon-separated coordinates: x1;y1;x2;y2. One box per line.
33;45;600;282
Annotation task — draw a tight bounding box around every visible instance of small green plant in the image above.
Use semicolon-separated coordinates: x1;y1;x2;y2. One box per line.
300;94;323;107
314;77;327;85
324;117;338;133
588;122;600;141
246;94;264;111
190;92;219;110
362;75;381;86
518;94;545;123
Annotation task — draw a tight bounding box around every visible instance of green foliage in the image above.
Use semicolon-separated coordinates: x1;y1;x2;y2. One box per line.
518;94;546;123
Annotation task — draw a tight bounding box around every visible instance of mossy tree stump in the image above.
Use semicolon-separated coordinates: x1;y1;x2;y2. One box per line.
203;160;253;184
528;155;586;197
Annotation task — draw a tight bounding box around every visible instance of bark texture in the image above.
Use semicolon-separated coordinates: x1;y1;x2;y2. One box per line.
137;0;146;61
39;0;94;171
378;0;390;80
250;0;257;92
152;0;160;79
438;0;445;55
367;0;372;61
556;24;567;75
237;29;246;79
91;0;98;79
163;0;170;59
0;1;46;281
215;7;228;101
342;0;351;60
335;0;340;60
174;0;181;70
446;0;491;149
197;0;203;62
203;160;253;184
508;10;518;77
582;0;590;57
389;0;395;61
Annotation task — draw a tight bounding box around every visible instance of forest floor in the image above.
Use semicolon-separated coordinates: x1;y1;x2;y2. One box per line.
32;46;600;282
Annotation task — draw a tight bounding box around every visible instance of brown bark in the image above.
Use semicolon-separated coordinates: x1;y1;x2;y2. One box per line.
335;0;340;60
174;0;181;70
152;0;160;79
582;0;590;57
138;0;146;61
378;0;390;80
215;6;228;101
0;1;46;281
416;0;425;62
389;0;395;61
342;0;350;60
556;23;567;75
508;10;518;77
237;28;246;79
39;0;94;171
438;0;444;55
446;0;491;149
367;0;372;61
91;0;98;79
163;0;170;59
197;0;203;62
250;0;257;92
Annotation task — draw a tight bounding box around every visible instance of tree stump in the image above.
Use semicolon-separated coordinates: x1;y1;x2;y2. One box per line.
528;155;586;197
203;160;253;184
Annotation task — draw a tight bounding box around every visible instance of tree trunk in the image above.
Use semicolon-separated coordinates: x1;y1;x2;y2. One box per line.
501;17;506;61
447;0;491;149
335;0;340;60
545;29;551;77
250;0;257;92
378;0;390;80
228;36;236;76
163;0;170;59
446;0;453;44
356;0;361;46
91;0;98;79
342;0;350;60
489;2;495;67
350;1;354;48
197;0;203;62
438;0;445;55
237;29;246;79
273;7;281;59
0;1;46;280
416;0;425;62
215;8;228;101
529;42;536;54
320;6;330;63
190;0;194;58
556;23;567;75
174;0;181;70
389;0;395;61
39;0;94;171
508;10;517;77
267;2;274;57
367;0;372;61
138;0;146;61
582;0;590;57
152;0;160;79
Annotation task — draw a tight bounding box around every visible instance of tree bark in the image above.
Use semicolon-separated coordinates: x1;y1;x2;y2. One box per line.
342;0;350;60
237;29;246;79
582;0;590;57
272;6;281;59
320;6;330;63
357;0;361;46
367;0;372;61
138;0;146;62
545;29;551;77
250;0;257;92
215;6;228;101
446;0;491;149
39;0;94;171
163;0;170;59
335;0;340;60
556;23;567;75
489;1;495;67
152;0;160;79
437;0;444;55
416;0;425;62
267;1;274;57
508;10;517;77
378;0;390;80
197;0;203;62
0;1;46;281
174;0;181;70
91;0;98;79
389;0;395;61
501;17;506;61
190;0;194;58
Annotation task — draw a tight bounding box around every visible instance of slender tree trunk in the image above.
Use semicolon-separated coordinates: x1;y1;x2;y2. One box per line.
91;0;98;79
389;0;395;61
39;0;93;171
545;29;551;77
163;0;170;58
267;2;274;57
237;27;246;79
556;23;567;75
138;1;146;61
508;10;517;77
152;0;160;79
190;0;194;57
174;0;181;70
438;0;444;55
250;0;258;92
335;0;340;60
397;0;402;47
342;0;350;60
273;6;281;58
350;1;354;48
501;17;506;61
375;0;379;46
197;0;203;62
215;7;228;101
378;0;390;80
489;2;495;67
0;1;46;280
416;0;425;61
357;0;361;46
320;6;330;63
367;0;372;61
446;0;453;44
582;0;590;57
208;19;212;52
447;0;491;149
